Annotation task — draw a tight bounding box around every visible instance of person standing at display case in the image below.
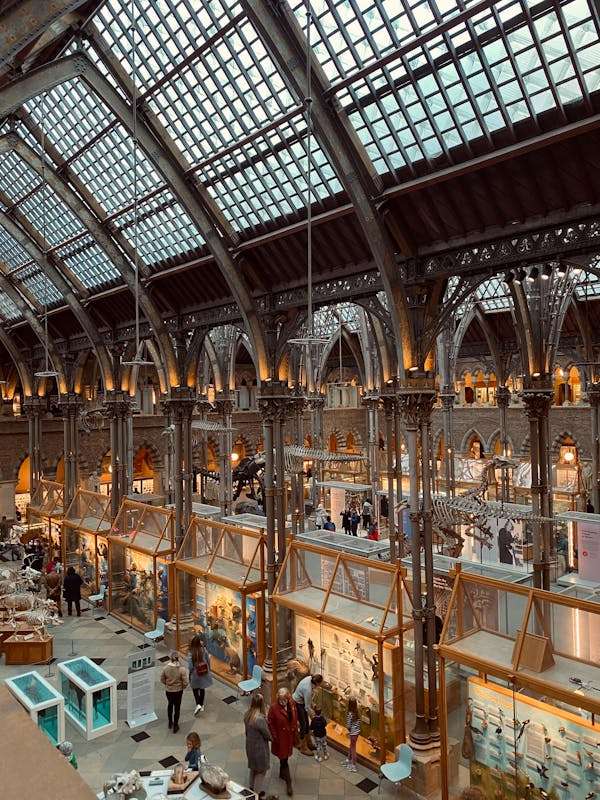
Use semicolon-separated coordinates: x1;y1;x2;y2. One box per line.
188;634;213;715
63;566;85;617
341;508;351;534
310;707;328;762
292;673;323;755
497;521;516;565
350;509;360;536
315;504;327;529
46;566;63;617
160;651;189;733
342;696;360;772
361;499;372;530
268;688;297;797
244;692;272;799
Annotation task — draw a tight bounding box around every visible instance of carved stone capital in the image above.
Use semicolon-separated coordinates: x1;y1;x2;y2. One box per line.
306;394;325;412
381;395;396;418
214;392;234;417
257;395;290;424
161;388;197;421
23;397;45;419
439;391;456;412
397;388;436;428
360;392;380;412
521;389;553;420
102;390;133;420
495;385;511;409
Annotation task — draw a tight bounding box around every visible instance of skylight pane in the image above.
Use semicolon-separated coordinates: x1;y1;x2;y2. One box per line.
0;151;39;202
19;188;84;248
0;291;21;321
55;235;121;289
0;228;31;271
14;264;62;305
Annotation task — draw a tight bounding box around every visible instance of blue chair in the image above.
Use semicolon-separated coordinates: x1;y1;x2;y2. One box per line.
86;584;107;618
379;743;413;794
144;616;166;647
237;665;262;697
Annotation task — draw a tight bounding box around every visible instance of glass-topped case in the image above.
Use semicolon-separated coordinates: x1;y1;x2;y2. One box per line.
298;528;390;560
58;656;117;740
108;499;174;631
272;541;410;767
174;516;266;685
27;479;64;553
62;489;111;592
5;670;65;745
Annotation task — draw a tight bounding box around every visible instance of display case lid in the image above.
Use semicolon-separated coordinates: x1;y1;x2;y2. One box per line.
316;480;372;491
273;540;408;638
175;515;266;589
59;656;112;687
6;670;61;708
63;488;111;533
439;568;600;716
299;528;390;558
108;498;174;554
221;512;277;531
28;479;64;517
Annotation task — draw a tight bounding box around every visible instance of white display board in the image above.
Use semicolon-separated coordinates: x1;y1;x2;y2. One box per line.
578;518;600;582
126;648;157;728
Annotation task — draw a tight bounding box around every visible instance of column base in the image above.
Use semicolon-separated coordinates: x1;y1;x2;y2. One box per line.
400;738;459;798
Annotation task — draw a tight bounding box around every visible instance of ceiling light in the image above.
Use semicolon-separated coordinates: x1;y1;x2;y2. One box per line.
541;265;551;280
527;266;539;282
532;371;541;378
34;370;59;378
408;365;418;372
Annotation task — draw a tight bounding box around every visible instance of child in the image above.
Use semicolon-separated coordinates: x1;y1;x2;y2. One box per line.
185;731;202;771
343;697;360;772
310;707;328;762
57;740;78;769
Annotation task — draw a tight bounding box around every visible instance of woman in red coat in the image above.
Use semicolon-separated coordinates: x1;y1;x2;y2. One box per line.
267;688;297;796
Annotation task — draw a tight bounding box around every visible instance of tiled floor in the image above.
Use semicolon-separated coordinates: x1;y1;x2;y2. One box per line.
0;612;419;798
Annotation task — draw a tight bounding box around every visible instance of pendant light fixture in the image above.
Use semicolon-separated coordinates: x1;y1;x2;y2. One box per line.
35;92;59;380
289;2;328;381
122;0;152;369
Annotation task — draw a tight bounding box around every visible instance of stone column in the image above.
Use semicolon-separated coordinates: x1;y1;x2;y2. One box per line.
214;393;234;515
103;391;132;519
291;393;306;533
162;389;196;546
496;385;511;502
398;381;439;748
522;388;553;589
196;399;212;501
59;393;82;508
589;383;600;512
24;398;44;494
382;395;397;561
362;393;380;518
440;390;456;498
308;394;325;507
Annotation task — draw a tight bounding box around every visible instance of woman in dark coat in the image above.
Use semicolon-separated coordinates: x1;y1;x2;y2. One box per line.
63;566;84;617
244;692;271;799
267;688;297;796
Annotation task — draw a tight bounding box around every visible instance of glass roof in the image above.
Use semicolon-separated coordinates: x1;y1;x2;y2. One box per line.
313;302;363;338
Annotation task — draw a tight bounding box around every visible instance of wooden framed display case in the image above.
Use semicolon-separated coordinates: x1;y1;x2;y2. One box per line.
107;499;174;632
272;541;411;768
174;515;266;685
62;489;111;593
26;479;64;553
5;670;65;745
437;567;600;799
58;656;117;740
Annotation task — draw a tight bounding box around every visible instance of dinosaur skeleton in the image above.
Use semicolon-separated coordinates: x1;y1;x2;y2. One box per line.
283;445;366;472
12;602;63;638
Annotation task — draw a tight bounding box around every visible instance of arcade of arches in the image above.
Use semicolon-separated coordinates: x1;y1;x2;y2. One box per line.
1;2;600;800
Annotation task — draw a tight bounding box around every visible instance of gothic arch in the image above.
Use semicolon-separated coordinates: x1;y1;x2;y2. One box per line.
486;428;514;456
459;427;486;456
551;430;583;459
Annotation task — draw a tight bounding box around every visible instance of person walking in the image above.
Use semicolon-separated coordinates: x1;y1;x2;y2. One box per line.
63;566;84;617
292;673;323;755
45;567;63;617
350;509;360;536
188;634;212;715
160;651;188;733
244;693;272;799
267;688;297;796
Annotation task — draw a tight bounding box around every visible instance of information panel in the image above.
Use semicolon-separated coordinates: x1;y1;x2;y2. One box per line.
126;647;157;728
578;518;600;581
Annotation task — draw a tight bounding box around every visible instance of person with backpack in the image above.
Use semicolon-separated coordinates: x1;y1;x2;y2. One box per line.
188;634;212;715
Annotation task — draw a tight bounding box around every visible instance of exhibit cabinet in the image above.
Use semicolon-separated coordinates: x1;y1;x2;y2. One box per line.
298;528;390;560
107;500;174;632
5;670;65;745
62;489;112;593
26;479;64;552
174;516;266;685
272;541;411;768
58;656;117;741
437;567;600;799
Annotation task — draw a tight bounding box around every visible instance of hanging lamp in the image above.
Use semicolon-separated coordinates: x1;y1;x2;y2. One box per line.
289;2;329;381
34;92;58;380
122;0;152;369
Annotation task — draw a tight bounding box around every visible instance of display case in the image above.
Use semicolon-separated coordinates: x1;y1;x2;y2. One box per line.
298;527;390;560
437;567;600;799
62;489;111;593
5;670;65;745
26;479;64;553
272;541;411;767
58;656;117;740
174;515;266;685
107;499;174;631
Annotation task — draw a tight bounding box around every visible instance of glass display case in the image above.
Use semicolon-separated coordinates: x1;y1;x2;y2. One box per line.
298;527;390;560
174;516;266;685
58;656;117;740
438;567;600;799
5;670;65;745
108;499;174;631
272;541;411;767
62;489;111;593
26;479;64;554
